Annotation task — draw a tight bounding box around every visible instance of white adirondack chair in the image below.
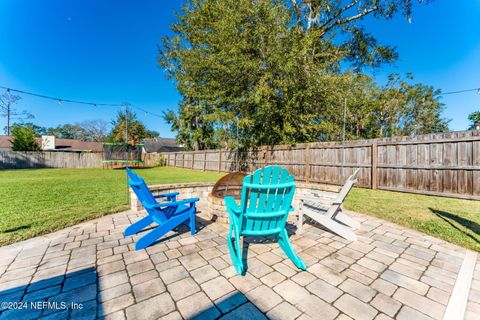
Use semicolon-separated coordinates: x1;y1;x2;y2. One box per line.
297;168;361;241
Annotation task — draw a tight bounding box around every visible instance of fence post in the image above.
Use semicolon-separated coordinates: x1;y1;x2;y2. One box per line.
182;153;185;168
305;144;311;183
218;151;222;172
203;151;207;171
264;146;269;167
371;141;378;189
191;152;195;169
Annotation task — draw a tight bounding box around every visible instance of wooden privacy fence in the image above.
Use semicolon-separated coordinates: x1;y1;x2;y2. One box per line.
0;151;104;169
162;130;480;200
0;151;168;169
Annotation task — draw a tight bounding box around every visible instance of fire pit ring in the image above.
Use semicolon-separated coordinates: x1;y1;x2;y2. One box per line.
206;172;247;224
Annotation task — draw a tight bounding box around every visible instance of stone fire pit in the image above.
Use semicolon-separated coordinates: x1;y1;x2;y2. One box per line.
206;172;247;224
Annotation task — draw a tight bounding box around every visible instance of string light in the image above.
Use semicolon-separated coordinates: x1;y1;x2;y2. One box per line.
0;85;164;119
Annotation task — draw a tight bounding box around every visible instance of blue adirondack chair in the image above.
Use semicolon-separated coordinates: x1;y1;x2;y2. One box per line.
125;168;199;250
225;165;307;275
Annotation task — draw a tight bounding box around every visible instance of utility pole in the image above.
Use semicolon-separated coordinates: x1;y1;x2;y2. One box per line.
7;101;10;135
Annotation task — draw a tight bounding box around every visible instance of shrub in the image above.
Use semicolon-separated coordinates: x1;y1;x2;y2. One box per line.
10;127;40;151
154;155;167;167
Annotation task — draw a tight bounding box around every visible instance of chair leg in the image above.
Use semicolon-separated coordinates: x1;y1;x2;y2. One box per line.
189;205;196;236
278;229;307;271
227;226;245;275
304;208;357;242
335;210;360;229
297;210;304;234
124;215;153;236
135;213;189;250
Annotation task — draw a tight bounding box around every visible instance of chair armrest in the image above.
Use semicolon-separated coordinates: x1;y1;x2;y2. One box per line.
225;196;240;214
153;192;179;199
145;197;199;209
298;195;337;204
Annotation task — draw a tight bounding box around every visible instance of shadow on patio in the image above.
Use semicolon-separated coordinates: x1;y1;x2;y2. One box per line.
190;290;265;320
0;267;99;319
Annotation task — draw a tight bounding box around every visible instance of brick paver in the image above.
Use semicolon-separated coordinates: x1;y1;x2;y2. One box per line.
0;209;477;320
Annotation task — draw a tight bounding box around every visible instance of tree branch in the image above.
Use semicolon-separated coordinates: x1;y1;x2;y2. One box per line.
318;0;361;31
290;0;302;24
320;0;380;35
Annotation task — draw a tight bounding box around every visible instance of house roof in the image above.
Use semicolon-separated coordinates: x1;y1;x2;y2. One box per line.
0;136;103;152
0;136;12;149
142;138;184;153
54;139;104;152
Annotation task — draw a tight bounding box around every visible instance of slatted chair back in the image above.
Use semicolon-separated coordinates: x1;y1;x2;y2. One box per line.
333;168;361;205
126;168;175;222
238;166;296;236
127;168;156;207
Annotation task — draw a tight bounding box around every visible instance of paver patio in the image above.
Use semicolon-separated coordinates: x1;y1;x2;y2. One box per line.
0;209;478;320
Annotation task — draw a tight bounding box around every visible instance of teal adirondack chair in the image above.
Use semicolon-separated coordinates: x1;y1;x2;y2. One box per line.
225;166;306;275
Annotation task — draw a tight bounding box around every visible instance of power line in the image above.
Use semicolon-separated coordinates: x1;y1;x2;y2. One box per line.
439;88;480;96
0;85;164;119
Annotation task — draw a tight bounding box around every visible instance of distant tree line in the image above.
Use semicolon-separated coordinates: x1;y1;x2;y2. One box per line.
5;110;160;143
159;0;451;151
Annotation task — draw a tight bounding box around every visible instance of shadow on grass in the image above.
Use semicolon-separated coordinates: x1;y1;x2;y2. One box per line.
2;225;31;233
430;208;480;245
0;267;100;319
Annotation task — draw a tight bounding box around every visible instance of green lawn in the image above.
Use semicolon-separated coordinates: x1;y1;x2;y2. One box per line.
344;188;480;252
0;167;223;246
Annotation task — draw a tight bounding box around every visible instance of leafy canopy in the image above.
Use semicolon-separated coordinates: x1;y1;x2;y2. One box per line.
109;109;159;143
159;0;446;151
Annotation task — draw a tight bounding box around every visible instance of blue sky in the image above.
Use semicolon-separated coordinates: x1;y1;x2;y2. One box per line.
0;0;479;137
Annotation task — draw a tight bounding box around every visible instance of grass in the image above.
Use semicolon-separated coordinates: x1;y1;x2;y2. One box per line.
344;188;480;252
0;167;223;246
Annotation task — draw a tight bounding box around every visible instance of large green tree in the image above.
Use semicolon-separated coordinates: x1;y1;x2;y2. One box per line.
159;0;445;151
109;109;158;143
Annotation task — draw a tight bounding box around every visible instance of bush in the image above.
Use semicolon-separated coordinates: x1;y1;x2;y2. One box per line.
10;127;40;151
154;155;167;167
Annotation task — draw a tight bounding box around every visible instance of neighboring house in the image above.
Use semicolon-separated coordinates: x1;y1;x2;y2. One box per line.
0;135;103;152
142;138;184;153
